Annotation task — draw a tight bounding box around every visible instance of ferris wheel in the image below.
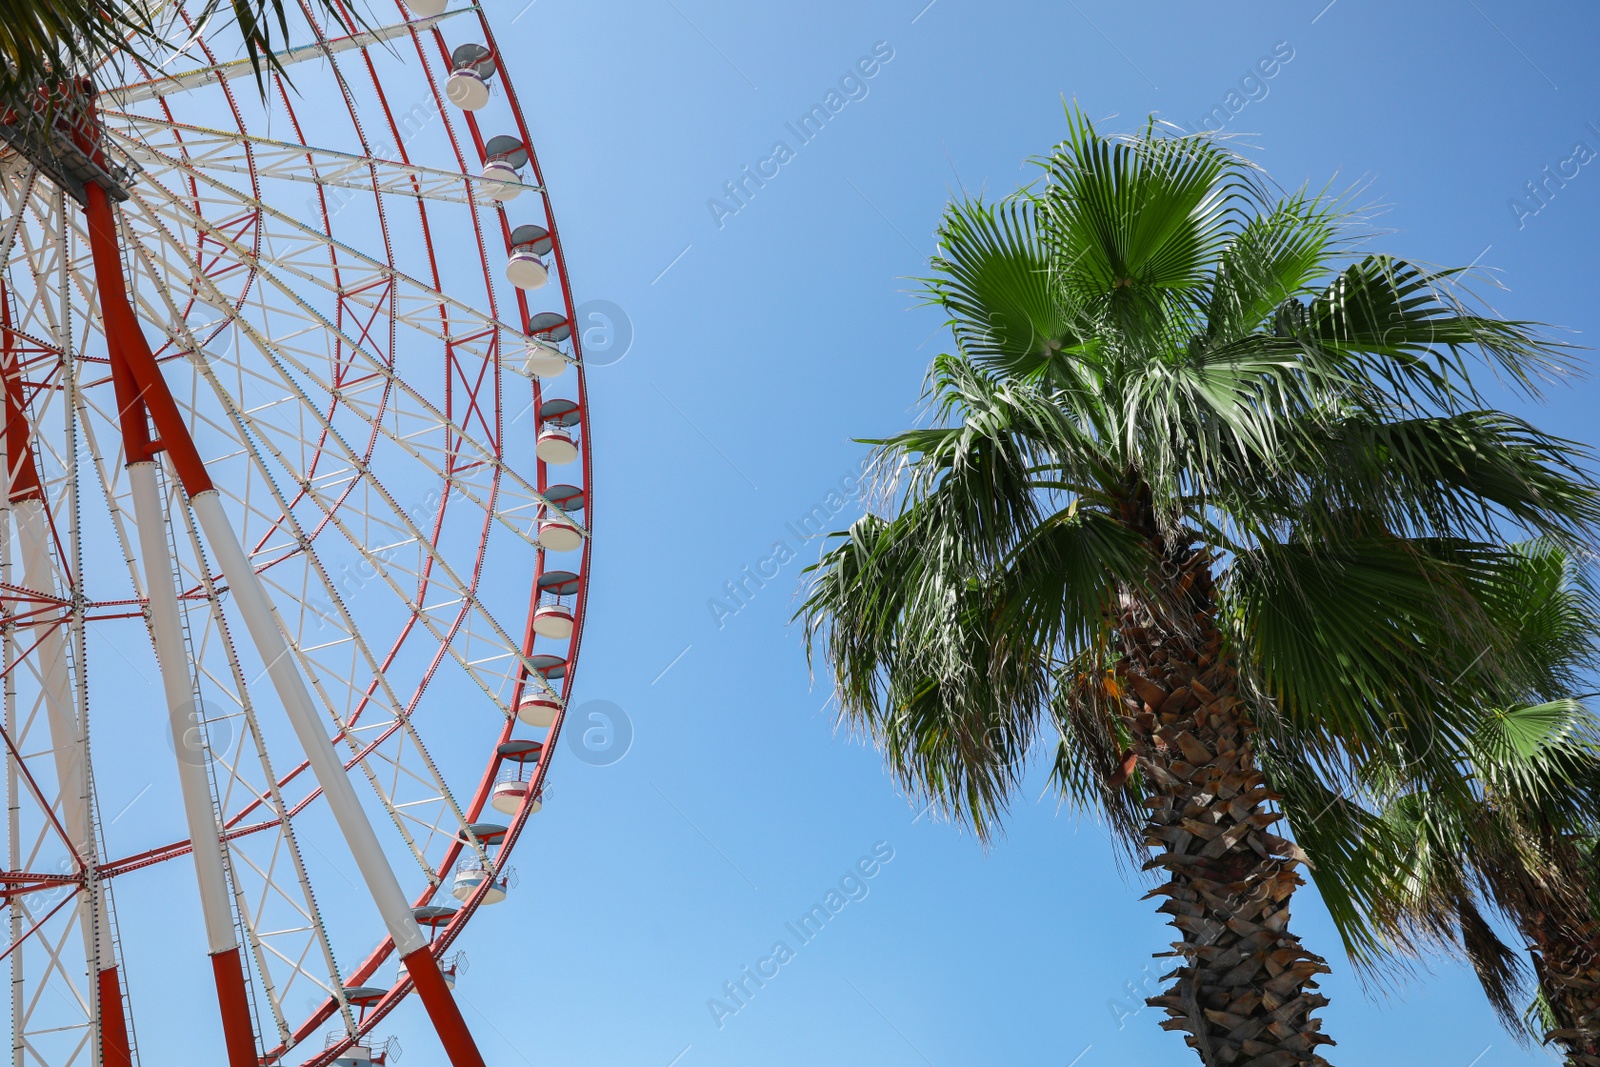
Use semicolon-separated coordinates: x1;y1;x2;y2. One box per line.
0;0;591;1061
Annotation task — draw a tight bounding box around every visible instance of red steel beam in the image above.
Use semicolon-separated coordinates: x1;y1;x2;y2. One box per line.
83;177;256;1067
83;127;486;1067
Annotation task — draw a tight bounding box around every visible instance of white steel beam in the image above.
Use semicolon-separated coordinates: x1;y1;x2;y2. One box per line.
104;115;542;205
126;461;239;954
107;11;468;106
190;489;429;959
11;500;111;966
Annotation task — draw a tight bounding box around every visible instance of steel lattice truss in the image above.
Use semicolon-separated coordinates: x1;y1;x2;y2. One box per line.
0;0;591;1061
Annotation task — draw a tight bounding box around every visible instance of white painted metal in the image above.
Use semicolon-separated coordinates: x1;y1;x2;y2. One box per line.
126;461;238;955
102;116;543;206
190;490;429;960
108;12;467;106
12;499;112;967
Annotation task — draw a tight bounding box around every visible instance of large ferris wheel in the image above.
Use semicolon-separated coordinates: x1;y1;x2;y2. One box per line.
0;0;591;1061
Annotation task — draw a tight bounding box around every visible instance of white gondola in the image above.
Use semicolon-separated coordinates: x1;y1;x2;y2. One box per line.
482;158;521;200
506;251;547;289
329;1033;398;1066
445;44;496;111
538;514;582;552
533;570;579;638
516;692;561;727
536;424;577;464
536;398;581;465
491;771;541;815
537;483;586;552
402;0;446;16
533;600;574;638
522;311;571;378
515;659;566;735
491;740;544;814
523;337;568;378
452;859;509;904
481;134;529;201
506;223;552;290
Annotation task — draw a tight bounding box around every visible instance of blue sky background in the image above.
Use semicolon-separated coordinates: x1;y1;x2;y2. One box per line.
372;1;1600;1063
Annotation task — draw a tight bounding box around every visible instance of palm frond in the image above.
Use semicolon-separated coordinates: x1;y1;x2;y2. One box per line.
923;197;1090;380
1304;255;1575;405
1204;187;1344;345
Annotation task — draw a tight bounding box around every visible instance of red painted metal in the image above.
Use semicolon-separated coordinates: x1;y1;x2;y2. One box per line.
96;966;134;1067
0;283;43;502
80;181;213;495
211;949;262;1067
400;947;486;1067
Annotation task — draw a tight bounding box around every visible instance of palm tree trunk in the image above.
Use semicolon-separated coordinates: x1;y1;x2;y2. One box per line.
1115;542;1335;1067
1525;906;1600;1065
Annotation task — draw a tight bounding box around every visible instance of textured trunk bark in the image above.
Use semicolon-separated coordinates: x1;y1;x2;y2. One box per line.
1115;541;1335;1067
1525;906;1600;1065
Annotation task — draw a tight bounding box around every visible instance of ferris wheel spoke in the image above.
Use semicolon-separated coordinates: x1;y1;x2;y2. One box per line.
105;11;470;107
168;487;363;1053
122;138;529;342
107;114;541;205
113;210;531;803
115;225;563;709
115;173;563;545
101;181;494;1066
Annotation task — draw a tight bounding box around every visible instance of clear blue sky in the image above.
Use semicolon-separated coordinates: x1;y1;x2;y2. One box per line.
382;1;1600;1063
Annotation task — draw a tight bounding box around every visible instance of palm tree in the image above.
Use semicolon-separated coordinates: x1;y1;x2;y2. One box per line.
799;111;1600;1065
1300;705;1600;1067
1280;542;1600;1065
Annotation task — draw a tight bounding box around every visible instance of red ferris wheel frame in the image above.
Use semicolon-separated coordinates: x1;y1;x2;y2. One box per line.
0;0;594;1061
